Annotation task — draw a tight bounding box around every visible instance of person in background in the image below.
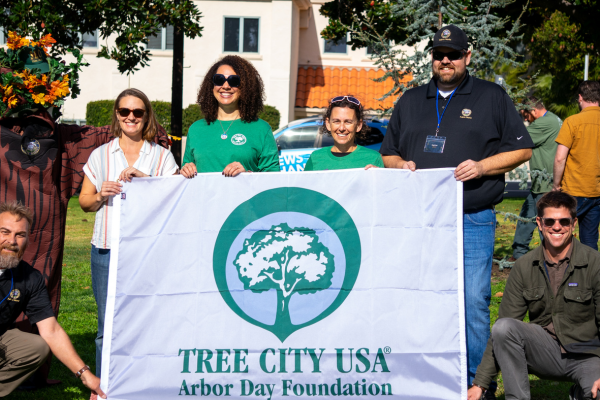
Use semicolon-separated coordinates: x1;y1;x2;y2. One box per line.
511;96;561;259
553;80;600;250
469;191;600;400
180;55;279;178
0;201;106;399
79;88;179;378
304;95;384;171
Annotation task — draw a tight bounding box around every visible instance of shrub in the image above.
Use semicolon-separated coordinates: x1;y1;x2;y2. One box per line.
86;100;114;127
259;105;280;131
86;101;280;134
182;104;204;135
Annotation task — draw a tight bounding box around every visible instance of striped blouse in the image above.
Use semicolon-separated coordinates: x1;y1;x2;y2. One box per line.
83;138;178;249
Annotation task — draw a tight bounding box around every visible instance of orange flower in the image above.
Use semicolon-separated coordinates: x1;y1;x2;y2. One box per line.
7;31;30;50
51;75;70;98
7;95;18;108
32;92;46;105
44;93;57;104
35;34;56;54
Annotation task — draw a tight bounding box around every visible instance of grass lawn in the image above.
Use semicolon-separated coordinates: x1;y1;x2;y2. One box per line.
5;197;586;399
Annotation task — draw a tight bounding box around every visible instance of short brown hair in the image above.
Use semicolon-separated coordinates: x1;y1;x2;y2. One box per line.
0;201;33;231
197;55;265;124
111;88;159;142
536;191;577;219
577;81;600;104
526;96;545;110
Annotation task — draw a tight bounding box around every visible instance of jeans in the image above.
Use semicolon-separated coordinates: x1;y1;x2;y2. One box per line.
91;245;111;377
574;196;600;251
512;192;545;259
492;318;600;400
464;208;496;390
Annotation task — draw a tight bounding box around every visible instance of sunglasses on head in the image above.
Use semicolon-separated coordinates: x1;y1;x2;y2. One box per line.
432;50;466;61
117;108;146;118
213;74;241;88
541;217;574;227
331;96;361;106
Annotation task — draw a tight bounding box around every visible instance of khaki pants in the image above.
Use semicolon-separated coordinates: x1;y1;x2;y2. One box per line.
0;328;50;397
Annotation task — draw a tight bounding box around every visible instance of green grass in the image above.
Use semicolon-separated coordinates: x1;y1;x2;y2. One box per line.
5;198;583;399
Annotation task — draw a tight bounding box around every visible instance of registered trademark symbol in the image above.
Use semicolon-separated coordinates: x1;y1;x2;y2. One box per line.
383;346;391;354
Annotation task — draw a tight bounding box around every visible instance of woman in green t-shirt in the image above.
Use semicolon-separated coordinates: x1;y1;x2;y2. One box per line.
180;55;279;177
304;96;385;171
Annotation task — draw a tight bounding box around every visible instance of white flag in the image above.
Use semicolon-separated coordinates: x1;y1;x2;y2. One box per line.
102;168;466;399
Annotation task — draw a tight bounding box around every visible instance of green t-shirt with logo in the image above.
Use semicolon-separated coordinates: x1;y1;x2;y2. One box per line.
183;119;280;173
304;146;385;171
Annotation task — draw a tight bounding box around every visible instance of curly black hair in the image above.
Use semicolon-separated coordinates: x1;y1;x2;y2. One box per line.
197;55;265;124
319;95;369;140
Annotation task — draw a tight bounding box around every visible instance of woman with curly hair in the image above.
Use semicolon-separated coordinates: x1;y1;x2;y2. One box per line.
304;95;384;171
181;55;279;177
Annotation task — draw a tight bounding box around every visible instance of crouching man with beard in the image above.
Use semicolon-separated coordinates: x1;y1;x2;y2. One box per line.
0;201;106;399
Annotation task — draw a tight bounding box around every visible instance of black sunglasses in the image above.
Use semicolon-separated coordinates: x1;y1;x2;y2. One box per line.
117;108;146;118
213;74;241;88
541;217;574;227
331;96;361;106
432;50;466;61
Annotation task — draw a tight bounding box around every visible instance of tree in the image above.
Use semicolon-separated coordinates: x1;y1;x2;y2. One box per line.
320;0;529;108
0;0;203;164
234;223;335;326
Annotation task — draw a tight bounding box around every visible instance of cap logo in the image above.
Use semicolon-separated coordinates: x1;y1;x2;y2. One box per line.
441;29;451;39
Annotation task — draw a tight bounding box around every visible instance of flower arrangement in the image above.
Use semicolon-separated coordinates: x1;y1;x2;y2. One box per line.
0;31;87;120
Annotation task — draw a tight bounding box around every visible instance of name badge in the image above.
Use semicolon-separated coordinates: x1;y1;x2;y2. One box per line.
424;135;446;153
568;283;578;287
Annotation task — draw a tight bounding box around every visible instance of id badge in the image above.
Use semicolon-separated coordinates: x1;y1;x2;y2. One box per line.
424;135;446;153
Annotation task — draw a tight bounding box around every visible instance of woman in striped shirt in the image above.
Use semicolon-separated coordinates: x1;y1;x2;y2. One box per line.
79;88;178;378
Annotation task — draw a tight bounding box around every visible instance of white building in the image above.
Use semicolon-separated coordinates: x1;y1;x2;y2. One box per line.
54;0;397;127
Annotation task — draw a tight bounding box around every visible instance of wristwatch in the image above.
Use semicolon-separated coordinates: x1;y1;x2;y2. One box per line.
471;383;487;399
75;365;91;379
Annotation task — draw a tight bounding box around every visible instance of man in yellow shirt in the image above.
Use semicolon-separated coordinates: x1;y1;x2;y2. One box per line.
553;81;600;249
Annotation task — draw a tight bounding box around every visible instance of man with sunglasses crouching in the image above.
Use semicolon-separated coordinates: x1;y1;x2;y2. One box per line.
469;191;600;400
380;24;533;398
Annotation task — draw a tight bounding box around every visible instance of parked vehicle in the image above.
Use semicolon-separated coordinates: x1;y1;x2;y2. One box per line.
273;116;389;171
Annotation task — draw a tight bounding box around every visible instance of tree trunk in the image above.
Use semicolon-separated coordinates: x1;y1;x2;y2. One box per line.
275;289;292;328
170;1;184;167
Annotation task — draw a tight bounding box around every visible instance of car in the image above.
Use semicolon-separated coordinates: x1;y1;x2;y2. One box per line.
273;116;389;171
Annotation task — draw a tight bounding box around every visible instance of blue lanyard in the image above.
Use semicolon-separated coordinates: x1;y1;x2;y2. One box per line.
542;111;548;117
0;269;14;306
435;88;458;136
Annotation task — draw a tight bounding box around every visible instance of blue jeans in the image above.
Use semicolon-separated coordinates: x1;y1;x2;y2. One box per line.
464;208;496;390
574;196;600;251
512;192;545;259
91;245;111;377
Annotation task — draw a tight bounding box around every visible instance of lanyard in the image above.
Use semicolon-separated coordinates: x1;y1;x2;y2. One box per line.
542;111;548;117
435;88;458;136
0;269;14;306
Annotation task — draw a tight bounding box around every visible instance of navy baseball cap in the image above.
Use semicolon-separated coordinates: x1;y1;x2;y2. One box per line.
432;25;469;51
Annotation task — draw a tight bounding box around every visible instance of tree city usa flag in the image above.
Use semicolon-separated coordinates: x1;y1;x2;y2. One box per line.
101;169;466;399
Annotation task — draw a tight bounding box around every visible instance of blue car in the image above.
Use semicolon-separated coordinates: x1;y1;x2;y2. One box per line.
273;116;388;171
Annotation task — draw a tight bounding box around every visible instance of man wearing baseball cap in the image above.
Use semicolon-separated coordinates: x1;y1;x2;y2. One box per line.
380;25;533;398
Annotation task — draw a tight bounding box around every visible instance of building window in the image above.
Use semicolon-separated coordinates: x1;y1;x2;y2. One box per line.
324;38;347;54
148;26;174;50
81;31;98;48
223;17;259;53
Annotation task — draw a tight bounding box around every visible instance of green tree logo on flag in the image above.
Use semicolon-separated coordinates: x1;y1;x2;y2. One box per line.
234;224;335;327
214;188;361;341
